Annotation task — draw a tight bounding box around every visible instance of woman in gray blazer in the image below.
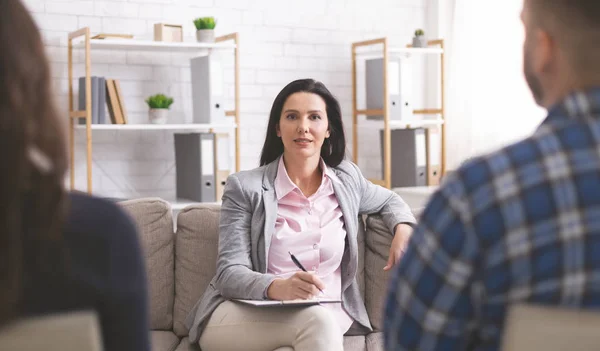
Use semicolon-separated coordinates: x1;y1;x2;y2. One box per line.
186;79;416;351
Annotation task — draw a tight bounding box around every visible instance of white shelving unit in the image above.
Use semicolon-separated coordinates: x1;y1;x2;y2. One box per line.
68;27;241;207
355;46;444;59
74;123;235;131
73;38;236;52
388;118;444;129
352;37;446;188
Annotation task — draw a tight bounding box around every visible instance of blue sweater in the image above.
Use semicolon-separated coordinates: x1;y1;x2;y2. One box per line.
22;192;150;351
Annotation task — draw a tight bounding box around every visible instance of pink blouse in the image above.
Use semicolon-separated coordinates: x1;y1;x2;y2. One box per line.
267;157;353;333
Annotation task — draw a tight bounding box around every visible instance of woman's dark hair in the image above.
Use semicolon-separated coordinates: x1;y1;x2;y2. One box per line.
259;79;346;167
0;0;69;325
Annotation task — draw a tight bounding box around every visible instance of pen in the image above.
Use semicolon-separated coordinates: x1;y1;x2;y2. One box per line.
288;251;324;294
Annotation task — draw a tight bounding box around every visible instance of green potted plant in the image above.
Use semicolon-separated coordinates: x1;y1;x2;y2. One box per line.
145;94;174;124
412;29;427;48
193;17;216;43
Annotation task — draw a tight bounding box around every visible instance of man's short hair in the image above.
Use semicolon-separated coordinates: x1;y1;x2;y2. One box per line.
529;0;600;30
529;0;600;77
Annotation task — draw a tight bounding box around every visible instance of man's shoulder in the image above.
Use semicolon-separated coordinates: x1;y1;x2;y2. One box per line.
452;135;548;191
455;117;595;190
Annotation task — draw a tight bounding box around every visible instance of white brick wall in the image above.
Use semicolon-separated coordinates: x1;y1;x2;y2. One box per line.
26;0;430;200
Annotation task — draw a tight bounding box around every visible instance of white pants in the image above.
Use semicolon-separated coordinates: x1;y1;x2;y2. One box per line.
199;300;344;351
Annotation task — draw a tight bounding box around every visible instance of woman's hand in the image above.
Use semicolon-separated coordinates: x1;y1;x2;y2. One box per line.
266;272;325;300
384;223;413;271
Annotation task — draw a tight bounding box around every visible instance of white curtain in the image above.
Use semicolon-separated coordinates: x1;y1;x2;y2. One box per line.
443;0;546;170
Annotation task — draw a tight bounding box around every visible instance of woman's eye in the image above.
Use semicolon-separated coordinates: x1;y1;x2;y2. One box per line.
310;115;321;120
286;114;296;120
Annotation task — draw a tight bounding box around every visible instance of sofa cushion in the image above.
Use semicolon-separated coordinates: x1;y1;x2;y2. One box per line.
364;214;393;332
120;198;175;330
151;331;179;351
173;204;221;337
366;332;384;351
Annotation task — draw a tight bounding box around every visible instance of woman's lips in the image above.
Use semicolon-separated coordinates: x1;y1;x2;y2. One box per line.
294;138;312;146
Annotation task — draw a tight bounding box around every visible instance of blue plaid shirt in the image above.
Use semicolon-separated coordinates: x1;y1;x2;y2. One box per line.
384;87;600;351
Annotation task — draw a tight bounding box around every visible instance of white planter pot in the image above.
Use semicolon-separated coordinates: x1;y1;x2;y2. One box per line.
412;36;427;48
196;29;215;43
149;109;168;124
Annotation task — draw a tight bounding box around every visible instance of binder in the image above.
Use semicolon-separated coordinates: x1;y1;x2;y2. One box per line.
214;133;230;201
174;133;216;203
380;128;427;187
366;57;414;121
428;128;441;185
216;170;229;202
97;77;106;124
190;55;225;124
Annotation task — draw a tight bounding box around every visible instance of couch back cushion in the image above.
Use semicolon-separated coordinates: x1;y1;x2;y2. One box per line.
173;204;221;337
119;198;174;330
364;214;394;332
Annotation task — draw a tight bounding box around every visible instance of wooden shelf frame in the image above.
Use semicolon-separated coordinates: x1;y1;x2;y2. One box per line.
67;27;241;194
351;37;446;189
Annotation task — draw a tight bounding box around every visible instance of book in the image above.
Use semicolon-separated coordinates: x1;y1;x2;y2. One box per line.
105;79;124;124
232;298;341;307
98;77;106;124
78;76;99;124
113;79;128;124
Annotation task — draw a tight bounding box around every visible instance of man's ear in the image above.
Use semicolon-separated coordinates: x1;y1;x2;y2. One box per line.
533;29;554;75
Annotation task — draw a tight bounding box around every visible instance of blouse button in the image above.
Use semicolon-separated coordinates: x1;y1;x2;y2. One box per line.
313;243;319;250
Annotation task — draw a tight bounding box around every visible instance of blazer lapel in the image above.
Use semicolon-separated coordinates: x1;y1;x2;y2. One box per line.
260;158;280;272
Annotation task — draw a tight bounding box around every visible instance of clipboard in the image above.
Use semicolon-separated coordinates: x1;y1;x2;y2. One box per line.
232;298;341;307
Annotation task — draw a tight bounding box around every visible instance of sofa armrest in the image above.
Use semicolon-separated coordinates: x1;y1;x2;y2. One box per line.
364;214;394;332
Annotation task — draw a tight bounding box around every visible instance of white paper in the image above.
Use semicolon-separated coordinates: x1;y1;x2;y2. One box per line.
233;298;342;307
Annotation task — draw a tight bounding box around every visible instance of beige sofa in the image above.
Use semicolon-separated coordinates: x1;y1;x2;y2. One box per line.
120;197;400;351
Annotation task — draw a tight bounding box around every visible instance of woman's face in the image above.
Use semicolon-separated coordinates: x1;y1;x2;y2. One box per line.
277;92;330;161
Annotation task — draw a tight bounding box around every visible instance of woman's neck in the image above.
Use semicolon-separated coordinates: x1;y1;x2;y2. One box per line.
282;153;322;197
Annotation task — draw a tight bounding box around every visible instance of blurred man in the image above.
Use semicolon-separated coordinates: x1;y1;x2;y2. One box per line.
384;1;600;350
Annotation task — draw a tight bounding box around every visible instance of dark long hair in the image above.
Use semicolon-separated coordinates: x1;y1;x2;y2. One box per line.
0;0;69;325
259;79;346;167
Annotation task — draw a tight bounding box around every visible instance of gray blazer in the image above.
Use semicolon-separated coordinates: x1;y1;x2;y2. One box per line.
185;157;416;343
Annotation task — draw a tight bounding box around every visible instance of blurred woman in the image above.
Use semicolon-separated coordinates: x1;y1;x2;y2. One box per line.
0;1;150;349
